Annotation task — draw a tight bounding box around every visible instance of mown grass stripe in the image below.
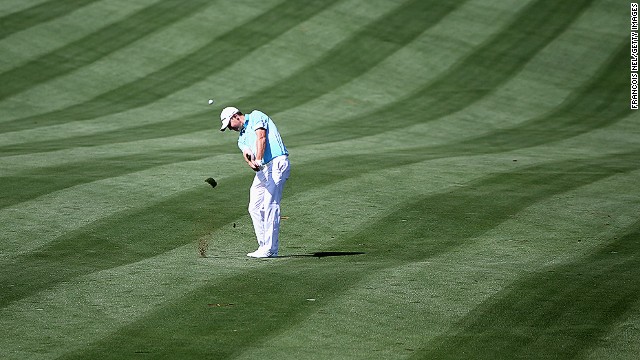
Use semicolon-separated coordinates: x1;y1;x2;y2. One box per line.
0;0;342;133
401;40;630;157
0;147;214;209
52;151;640;359
2;0;590;153
240;0;466;113
0;91;621;212
354;151;640;261
0;37;625;210
0;143;404;306
0;0;465;155
0;116;216;157
0;0;453;135
291;0;597;145
0;0;595;159
0;0;527;155
0;0;101;40
0;0;217;102
414;220;640;359
1;128;637;305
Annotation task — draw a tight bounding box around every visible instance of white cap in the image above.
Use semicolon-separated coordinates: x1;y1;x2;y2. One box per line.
219;106;239;131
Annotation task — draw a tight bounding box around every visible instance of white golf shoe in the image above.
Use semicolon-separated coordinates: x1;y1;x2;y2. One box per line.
246;250;276;258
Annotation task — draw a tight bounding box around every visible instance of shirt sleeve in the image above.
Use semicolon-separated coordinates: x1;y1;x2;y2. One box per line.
250;110;268;131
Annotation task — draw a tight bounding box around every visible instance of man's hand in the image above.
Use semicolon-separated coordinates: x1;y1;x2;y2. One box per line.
252;158;265;171
243;149;258;170
243;149;264;171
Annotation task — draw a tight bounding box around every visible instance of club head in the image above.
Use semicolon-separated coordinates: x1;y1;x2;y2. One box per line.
205;177;217;188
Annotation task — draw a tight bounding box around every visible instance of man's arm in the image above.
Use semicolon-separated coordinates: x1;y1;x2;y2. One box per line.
254;128;267;166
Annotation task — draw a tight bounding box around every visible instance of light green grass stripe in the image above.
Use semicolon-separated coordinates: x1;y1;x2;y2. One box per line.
243;172;640;359
0;158;481;358
0;0;403;127
0;0;602;160
289;0;598;146
0;0;344;132
0;0;49;16
0;131;218;176
0;0;222;102
385;0;626;147
3;0;592;155
273;0;534;130
0;0;162;73
0;0;496;152
3;157;637;359
0;0;284;121
0;154;238;257
50;152;640;359
415;222;640;359
0;0;101;41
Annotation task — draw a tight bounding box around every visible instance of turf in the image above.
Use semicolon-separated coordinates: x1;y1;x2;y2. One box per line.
1;0;639;359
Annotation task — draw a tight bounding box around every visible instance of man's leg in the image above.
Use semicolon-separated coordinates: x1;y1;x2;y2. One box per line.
262;157;290;255
248;174;266;250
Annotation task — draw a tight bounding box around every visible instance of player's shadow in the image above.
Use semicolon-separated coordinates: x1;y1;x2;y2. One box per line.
283;251;365;258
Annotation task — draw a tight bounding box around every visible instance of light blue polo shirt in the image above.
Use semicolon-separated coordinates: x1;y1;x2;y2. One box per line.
237;110;288;163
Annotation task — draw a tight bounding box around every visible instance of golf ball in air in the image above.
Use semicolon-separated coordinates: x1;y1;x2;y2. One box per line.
208;99;214;105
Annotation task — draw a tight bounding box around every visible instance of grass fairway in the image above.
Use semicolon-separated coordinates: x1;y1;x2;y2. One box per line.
1;0;639;358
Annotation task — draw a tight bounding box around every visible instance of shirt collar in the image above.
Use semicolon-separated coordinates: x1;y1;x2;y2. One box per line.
239;118;249;136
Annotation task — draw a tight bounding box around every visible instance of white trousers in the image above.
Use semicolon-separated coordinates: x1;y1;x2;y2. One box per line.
248;155;290;255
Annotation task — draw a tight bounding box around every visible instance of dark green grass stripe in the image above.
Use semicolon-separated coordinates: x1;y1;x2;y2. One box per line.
450;41;630;153
239;0;466;113
0;0;340;132
0;40;626;210
1;143;638;314
0;142;397;306
0;41;625;209
0;0;101;40
0;0;455;135
0;117;210;157
402;40;630;157
257;0;595;114
0;0;593;153
291;0;597;144
62;263;369;360
0;0;458;156
354;151;640;262
413;221;640;359
3;34;619;166
0;146;370;308
0;147;215;209
54;151;640;359
0;0;218;102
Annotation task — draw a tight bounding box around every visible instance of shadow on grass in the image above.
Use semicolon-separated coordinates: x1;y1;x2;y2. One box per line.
284;251;366;258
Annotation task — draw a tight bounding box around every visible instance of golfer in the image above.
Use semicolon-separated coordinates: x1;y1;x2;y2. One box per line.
220;106;290;258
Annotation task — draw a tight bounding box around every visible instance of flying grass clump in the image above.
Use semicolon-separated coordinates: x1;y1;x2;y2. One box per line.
198;237;208;258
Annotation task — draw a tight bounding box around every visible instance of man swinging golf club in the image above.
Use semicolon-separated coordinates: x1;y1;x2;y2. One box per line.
220;106;290;258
